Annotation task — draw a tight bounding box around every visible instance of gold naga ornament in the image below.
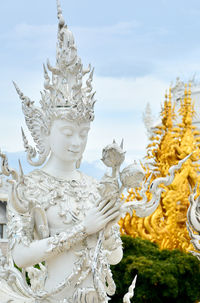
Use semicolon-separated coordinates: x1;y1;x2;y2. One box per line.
119;84;200;252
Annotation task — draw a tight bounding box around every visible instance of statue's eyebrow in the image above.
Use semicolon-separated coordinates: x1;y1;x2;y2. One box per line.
59;125;74;131
80;127;90;131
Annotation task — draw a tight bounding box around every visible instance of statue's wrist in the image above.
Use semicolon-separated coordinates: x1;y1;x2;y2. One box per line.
46;223;87;255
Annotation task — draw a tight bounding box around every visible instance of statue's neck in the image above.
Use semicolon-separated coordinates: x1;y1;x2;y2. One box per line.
41;154;79;180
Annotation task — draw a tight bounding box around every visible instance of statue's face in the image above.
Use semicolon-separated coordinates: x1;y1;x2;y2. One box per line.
48;119;90;163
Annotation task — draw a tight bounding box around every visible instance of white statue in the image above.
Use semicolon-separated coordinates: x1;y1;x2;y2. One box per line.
0;1;191;302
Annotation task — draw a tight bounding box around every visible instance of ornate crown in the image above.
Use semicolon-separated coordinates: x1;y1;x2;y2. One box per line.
13;0;96;166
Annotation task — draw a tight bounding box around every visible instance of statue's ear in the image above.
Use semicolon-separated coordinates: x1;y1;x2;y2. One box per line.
40;126;50;155
76;157;82;169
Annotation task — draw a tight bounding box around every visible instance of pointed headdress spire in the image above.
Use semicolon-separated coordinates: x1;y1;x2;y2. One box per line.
13;0;96;167
57;0;65;26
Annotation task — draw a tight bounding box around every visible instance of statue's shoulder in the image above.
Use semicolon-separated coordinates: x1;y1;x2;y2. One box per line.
16;170;53;209
79;171;99;186
23;169;44;183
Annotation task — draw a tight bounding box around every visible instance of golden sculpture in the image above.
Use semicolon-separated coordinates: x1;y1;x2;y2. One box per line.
120;84;200;252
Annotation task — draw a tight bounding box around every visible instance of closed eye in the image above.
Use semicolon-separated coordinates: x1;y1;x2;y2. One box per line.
60;129;73;136
80;129;89;138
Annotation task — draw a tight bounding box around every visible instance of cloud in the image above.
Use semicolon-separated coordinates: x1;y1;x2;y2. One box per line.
1;18;200;80
85;118;149;163
94;75;167;112
0;21;140;62
0;73;167;155
73;21;141;37
11;20;140;38
0;22;170;161
1;16;200;163
0;21;172;78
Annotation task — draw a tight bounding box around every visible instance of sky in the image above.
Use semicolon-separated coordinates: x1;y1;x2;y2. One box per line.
1;0;200;177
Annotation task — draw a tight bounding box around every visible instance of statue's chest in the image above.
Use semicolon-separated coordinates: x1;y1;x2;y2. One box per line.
20;171;100;231
37;177;99;230
46;192;94;230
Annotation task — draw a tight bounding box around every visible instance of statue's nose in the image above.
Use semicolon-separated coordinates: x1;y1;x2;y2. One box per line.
71;135;81;148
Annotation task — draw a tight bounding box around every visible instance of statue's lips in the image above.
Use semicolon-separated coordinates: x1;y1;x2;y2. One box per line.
67;149;79;154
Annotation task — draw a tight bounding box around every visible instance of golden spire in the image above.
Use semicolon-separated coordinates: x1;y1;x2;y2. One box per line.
168;87;172;103
165;90;168;101
184;83;188;97
188;82;192;104
188;82;191;95
120;81;200;252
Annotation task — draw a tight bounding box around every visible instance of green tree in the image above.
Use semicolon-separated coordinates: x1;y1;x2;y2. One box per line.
111;236;200;303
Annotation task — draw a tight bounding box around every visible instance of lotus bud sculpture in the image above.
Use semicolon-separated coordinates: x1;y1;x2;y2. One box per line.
120;162;145;190
101;139;125;177
100;142;192;218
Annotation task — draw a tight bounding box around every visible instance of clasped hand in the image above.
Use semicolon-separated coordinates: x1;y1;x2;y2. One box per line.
83;198;120;235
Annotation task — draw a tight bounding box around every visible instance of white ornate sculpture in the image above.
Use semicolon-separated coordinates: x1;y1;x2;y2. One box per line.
0;1;191;302
123;275;137;303
187;186;200;260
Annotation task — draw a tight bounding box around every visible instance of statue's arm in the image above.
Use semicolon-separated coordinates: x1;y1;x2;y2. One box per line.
9;208;87;268
12;237;55;268
12;224;87;268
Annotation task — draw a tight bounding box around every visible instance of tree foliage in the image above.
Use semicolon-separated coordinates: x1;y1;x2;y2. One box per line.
111;236;200;303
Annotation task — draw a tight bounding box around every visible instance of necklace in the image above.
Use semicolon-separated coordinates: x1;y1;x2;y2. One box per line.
31;170;95;225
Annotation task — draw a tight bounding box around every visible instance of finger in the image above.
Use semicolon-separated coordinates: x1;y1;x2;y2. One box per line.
102;206;119;218
99;199;116;214
104;211;120;226
98;199;110;211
